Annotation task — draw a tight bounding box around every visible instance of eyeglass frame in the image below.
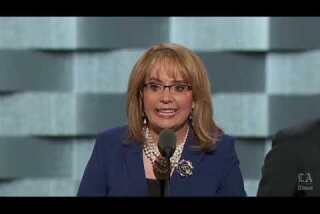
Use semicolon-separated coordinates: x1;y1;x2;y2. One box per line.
143;82;192;94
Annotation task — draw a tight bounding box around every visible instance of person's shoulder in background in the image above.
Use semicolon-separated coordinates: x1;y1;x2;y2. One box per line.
272;118;320;148
257;118;320;197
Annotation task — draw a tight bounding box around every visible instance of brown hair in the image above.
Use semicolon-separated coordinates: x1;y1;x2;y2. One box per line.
126;43;222;151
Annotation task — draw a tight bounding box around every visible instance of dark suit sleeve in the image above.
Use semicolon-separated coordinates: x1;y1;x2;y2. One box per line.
257;132;297;196
77;133;109;196
216;137;247;196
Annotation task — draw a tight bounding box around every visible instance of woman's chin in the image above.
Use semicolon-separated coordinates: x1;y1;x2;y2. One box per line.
150;122;175;132
158;124;176;131
154;122;187;133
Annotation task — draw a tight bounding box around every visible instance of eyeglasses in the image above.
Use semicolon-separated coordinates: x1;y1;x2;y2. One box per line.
144;82;192;94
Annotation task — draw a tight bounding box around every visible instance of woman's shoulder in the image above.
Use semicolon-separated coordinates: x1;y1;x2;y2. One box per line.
214;133;236;153
97;125;128;138
217;133;235;142
217;133;235;145
95;125;129;147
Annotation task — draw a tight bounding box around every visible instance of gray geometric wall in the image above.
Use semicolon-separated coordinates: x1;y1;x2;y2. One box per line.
1;17;320;196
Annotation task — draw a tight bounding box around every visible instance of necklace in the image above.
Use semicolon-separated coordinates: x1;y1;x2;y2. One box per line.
143;126;189;172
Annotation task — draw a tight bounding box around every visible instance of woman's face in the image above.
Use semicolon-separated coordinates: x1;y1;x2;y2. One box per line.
143;65;194;134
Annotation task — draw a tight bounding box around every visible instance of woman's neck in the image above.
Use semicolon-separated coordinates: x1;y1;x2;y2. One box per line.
149;123;190;145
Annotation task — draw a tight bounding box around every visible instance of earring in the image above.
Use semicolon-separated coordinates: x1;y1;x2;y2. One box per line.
143;118;152;143
189;112;194;127
189;112;192;121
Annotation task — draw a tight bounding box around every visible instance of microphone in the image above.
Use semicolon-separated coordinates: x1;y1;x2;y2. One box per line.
158;129;176;160
157;129;176;197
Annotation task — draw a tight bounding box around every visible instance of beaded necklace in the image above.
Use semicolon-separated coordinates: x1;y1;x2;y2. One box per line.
143;126;189;172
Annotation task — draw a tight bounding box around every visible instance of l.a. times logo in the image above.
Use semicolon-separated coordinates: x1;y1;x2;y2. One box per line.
297;172;313;191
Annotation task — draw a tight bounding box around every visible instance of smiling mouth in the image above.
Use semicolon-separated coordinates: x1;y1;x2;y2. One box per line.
155;108;178;117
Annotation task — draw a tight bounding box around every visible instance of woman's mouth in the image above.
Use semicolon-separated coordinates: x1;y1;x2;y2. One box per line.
155;108;178;118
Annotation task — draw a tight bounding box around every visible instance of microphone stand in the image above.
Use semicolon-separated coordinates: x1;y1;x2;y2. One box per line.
159;158;171;198
157;129;176;198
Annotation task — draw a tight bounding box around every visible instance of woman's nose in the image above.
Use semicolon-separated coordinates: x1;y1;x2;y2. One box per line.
160;87;174;103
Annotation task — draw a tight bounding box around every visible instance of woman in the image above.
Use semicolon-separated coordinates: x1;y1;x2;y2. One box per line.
78;43;246;196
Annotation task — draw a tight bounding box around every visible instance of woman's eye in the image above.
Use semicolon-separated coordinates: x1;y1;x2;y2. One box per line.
150;84;161;91
175;85;187;92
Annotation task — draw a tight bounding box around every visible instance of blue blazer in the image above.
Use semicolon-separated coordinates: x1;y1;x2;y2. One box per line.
78;126;246;197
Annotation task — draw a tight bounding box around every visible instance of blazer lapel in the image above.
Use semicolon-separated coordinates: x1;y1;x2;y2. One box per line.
170;129;205;195
122;139;147;196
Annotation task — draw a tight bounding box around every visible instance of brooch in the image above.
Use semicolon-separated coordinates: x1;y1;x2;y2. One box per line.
176;159;193;177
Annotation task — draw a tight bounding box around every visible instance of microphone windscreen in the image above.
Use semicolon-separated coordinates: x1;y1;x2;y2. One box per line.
158;129;176;159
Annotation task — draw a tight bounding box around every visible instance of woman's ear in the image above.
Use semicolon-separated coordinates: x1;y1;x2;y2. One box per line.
139;90;144;113
140;91;144;105
192;102;195;109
